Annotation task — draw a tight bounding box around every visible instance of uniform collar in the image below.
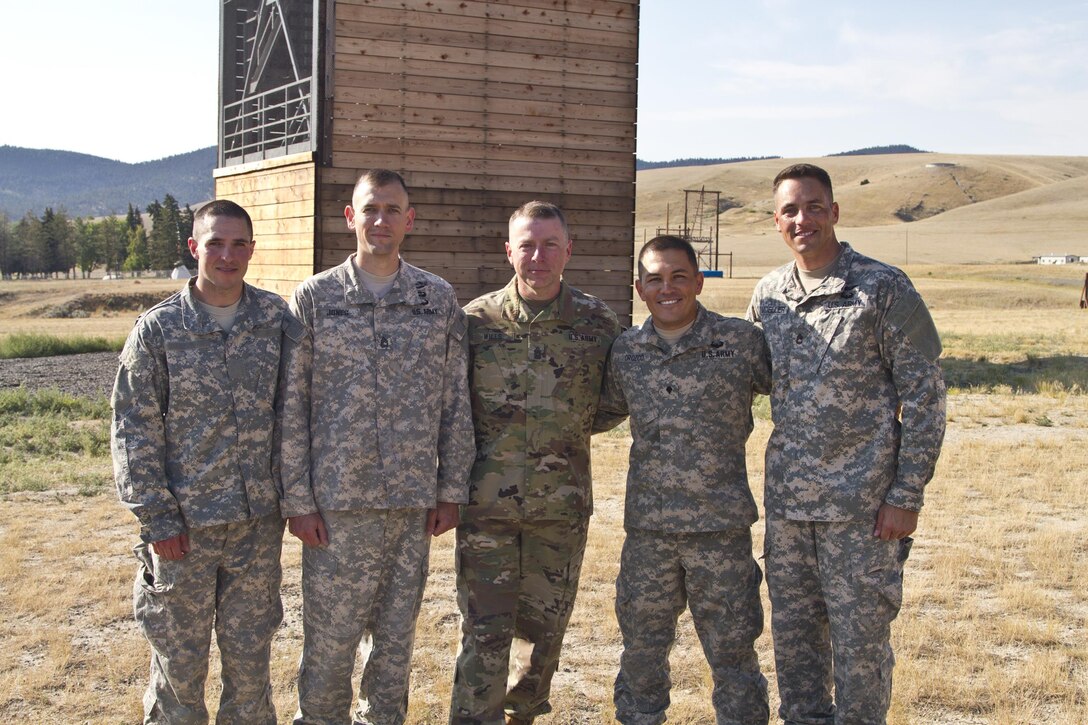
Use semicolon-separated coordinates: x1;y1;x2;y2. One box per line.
500;276;577;324
178;280;275;335
339;254;430;307
631;303;708;355
781;242;854;302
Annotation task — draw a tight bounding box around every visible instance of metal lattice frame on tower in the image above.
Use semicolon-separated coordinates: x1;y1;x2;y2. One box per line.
655;187;732;278
219;0;320;166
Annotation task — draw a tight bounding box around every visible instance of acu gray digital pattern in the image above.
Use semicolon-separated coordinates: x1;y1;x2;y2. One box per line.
746;242;946;724
279;255;474;725
113;280;305;542
602;305;771;725
278;256;475;516
602;304;771;530
745;242;946;521
764;519;910;725
112;280;303;724
134;514;284;725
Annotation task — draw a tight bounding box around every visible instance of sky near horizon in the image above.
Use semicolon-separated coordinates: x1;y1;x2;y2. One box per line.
1;1;1085;164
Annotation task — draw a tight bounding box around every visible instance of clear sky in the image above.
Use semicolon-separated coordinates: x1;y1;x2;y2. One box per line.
1;1;1085;163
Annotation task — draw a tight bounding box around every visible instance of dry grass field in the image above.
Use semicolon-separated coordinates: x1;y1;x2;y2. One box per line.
2;154;1087;723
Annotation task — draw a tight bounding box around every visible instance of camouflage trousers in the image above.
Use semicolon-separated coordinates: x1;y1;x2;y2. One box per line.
614;527;768;725
765;518;912;725
133;513;284;725
294;508;430;725
450;517;589;724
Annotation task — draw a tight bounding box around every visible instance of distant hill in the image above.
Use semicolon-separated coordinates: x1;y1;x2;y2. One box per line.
0;145;216;218
828;144;927;156
635;152;1088;267
635;146;924;170
636;156;780;171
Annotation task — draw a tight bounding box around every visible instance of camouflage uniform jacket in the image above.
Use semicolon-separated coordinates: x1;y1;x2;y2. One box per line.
463;277;625;522
602;304;771;532
278;256;474;516
111;280;305;543
746;242;946;522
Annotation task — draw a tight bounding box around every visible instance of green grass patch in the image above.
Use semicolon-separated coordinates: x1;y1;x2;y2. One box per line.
0;332;125;359
0;388;112;494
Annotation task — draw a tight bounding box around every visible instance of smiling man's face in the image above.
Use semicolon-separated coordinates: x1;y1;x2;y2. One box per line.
636;247;704;331
773;176;840;270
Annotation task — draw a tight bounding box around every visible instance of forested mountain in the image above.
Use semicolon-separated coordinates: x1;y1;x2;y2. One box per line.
0;146;216;218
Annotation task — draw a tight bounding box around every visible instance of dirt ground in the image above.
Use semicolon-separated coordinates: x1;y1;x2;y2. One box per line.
0;351;119;399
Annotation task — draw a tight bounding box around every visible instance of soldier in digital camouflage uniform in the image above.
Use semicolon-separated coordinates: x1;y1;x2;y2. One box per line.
746;164;946;725
112;199;303;724
277;169;475;725
600;236;771;725
450;201;626;725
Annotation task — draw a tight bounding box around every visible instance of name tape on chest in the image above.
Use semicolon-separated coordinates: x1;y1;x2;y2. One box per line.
760;300;789;316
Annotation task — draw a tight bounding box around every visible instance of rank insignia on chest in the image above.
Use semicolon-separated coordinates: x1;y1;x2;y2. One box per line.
378;335;391;349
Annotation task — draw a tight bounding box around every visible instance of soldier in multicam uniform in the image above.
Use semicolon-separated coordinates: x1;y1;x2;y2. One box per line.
746;164;946;725
278;169;475;725
601;236;771;725
112;199;303;724
450;201;626;725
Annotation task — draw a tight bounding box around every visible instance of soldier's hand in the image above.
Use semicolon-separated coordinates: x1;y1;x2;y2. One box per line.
873;503;918;541
427;501;460;537
152;532;190;560
289;512;329;548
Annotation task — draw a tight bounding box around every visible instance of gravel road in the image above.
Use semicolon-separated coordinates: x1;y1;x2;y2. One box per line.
0;352;119;400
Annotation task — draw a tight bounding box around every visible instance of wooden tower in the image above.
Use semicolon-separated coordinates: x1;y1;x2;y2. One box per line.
214;0;638;322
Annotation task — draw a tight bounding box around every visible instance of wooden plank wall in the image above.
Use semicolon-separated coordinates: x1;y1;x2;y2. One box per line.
214;154;317;297
317;0;638;322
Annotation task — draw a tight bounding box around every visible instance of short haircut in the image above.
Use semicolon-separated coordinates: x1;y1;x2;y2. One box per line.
638;235;699;278
194;199;253;239
509;200;569;240
773;163;834;201
353;169;409;200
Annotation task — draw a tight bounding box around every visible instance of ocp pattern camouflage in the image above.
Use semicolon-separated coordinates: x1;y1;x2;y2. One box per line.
746;242;946;521
602;304;771;532
112;280;305;543
278;256;475;516
462;277;623;522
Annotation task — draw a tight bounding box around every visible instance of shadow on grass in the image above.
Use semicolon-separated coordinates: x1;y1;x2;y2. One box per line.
941;355;1088;393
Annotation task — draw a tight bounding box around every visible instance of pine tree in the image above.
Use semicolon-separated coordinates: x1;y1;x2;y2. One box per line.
42;208;75;278
147;195;184;271
125;204;143;232
123;225;150;275
96;217;129;275
73;218;99;279
15;212;45;276
179;204;197;269
0;214;13;279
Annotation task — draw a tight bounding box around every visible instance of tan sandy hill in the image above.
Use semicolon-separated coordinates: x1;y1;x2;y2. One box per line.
636;153;1088;270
